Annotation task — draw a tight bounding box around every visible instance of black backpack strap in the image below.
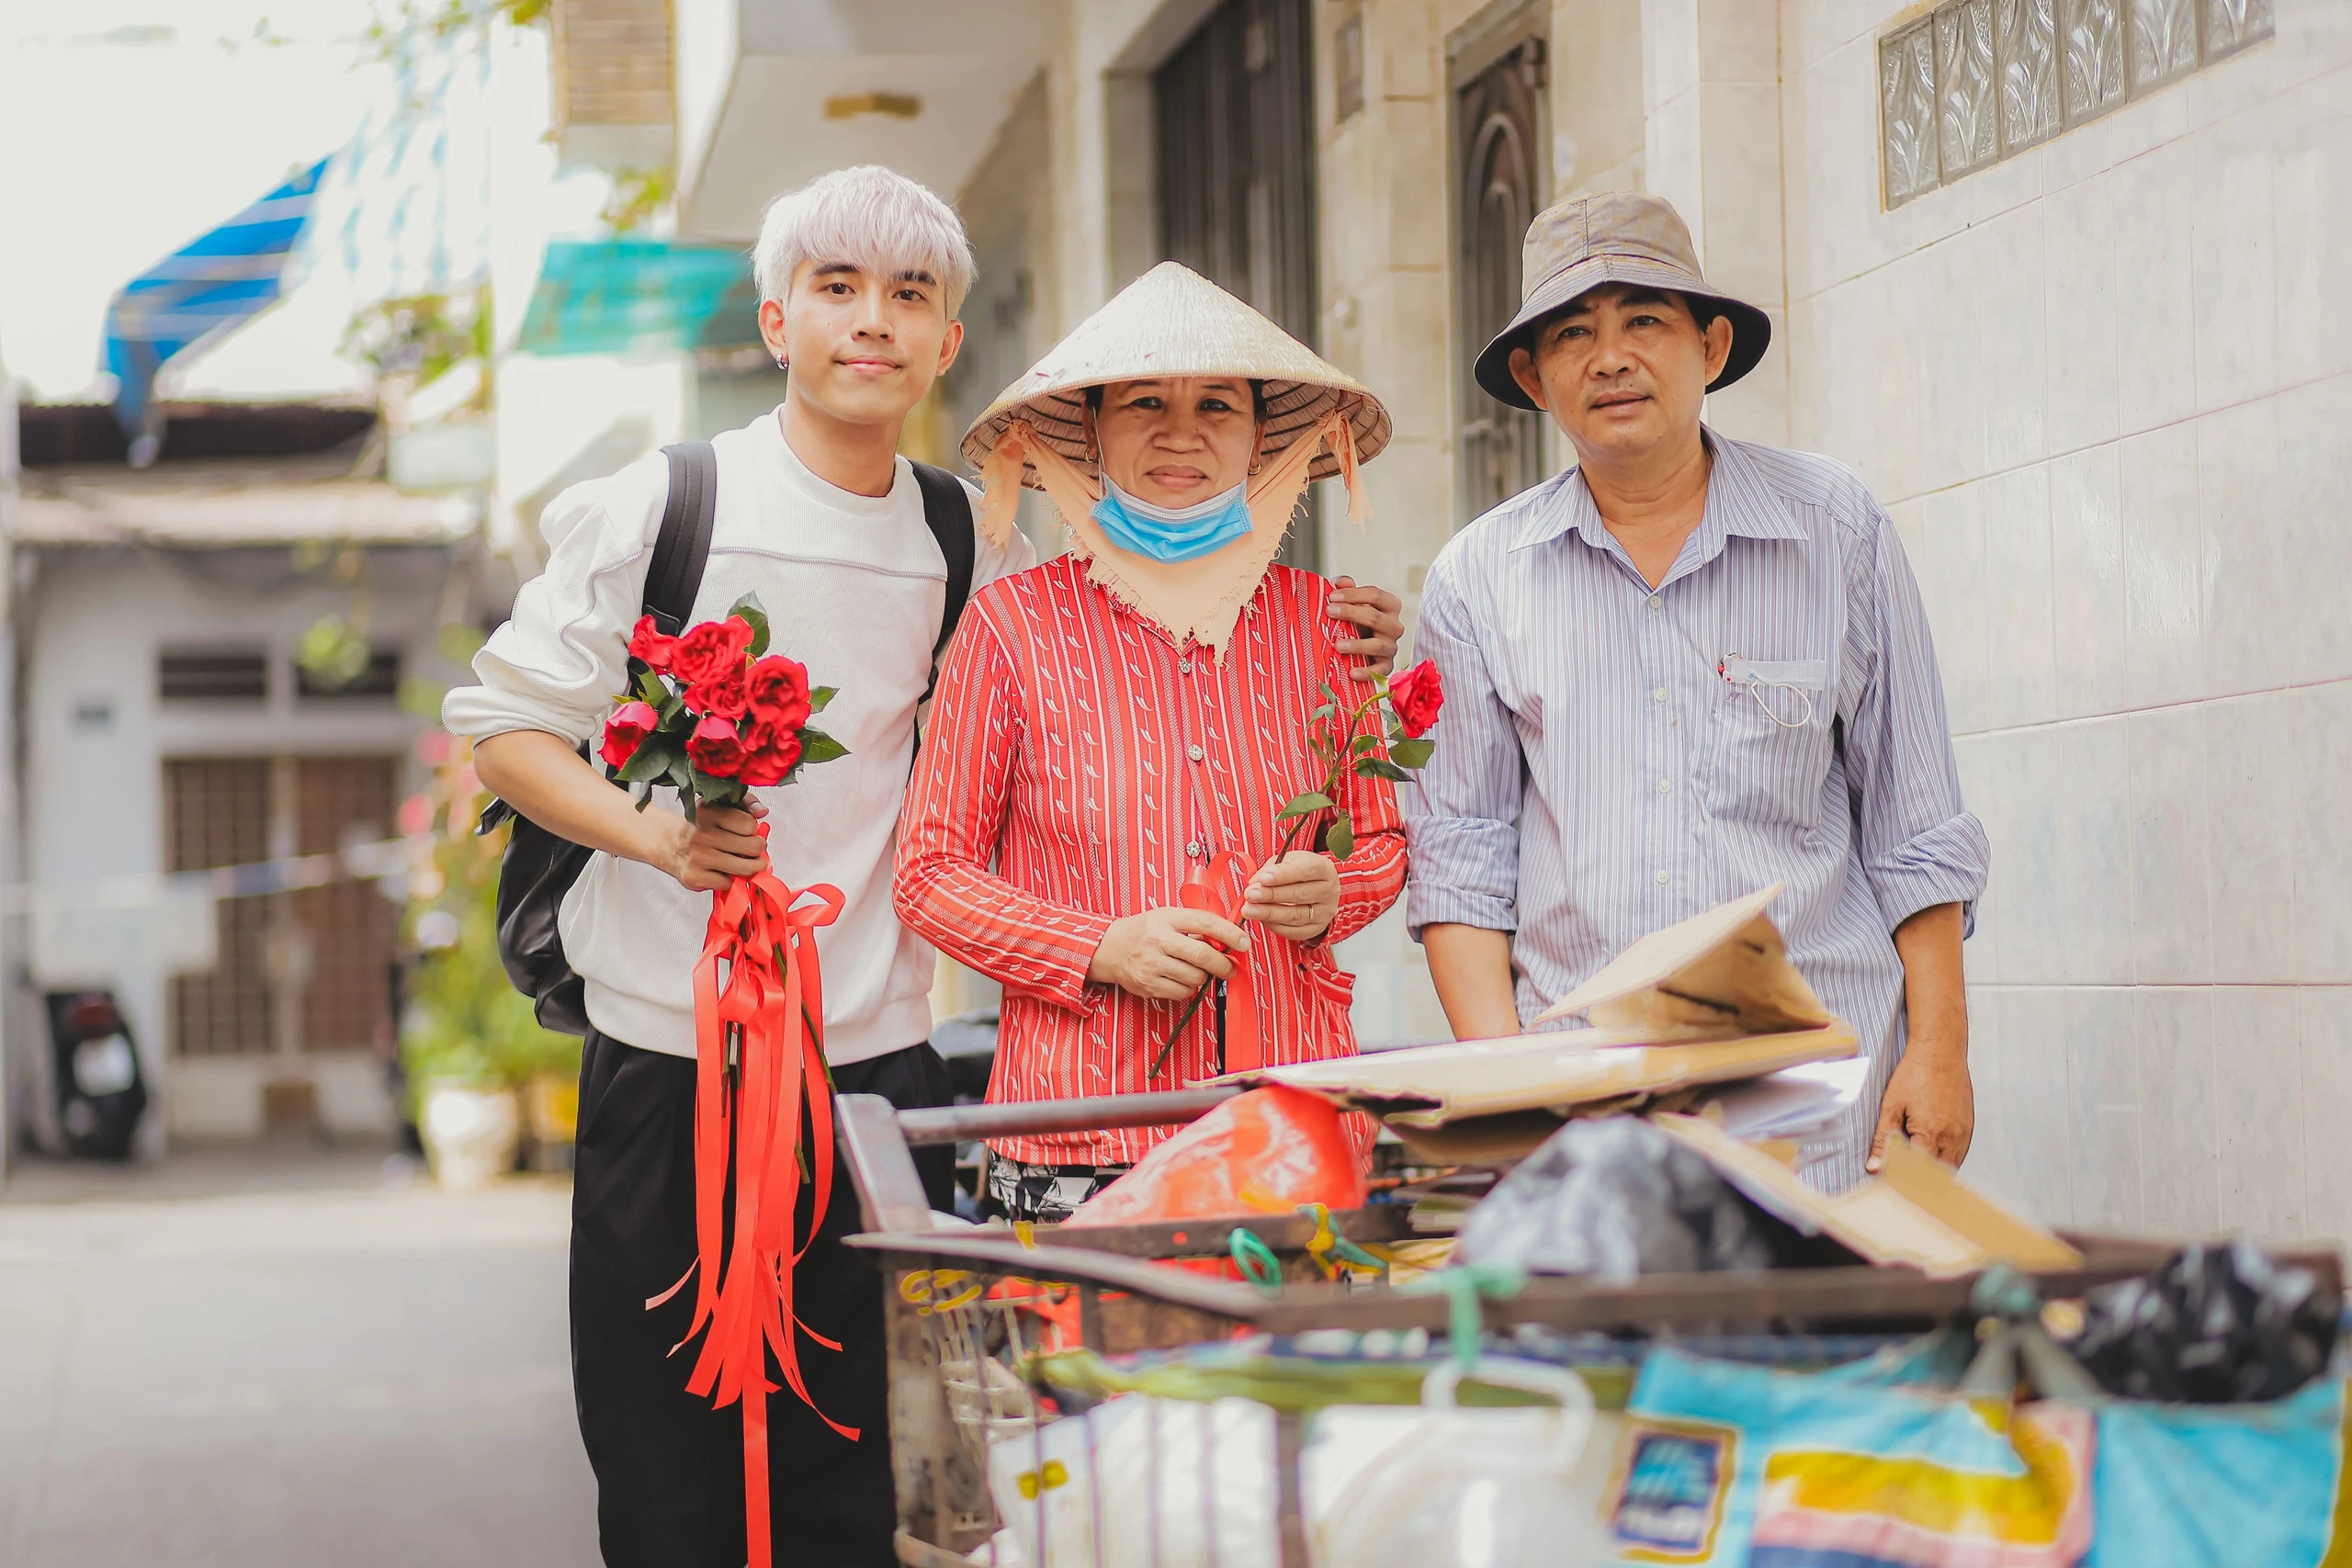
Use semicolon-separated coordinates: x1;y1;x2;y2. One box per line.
644;442;718;635
910;461;976;699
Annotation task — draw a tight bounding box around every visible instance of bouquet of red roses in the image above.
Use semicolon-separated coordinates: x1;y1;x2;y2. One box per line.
594;594;855;1568
597;593;847;816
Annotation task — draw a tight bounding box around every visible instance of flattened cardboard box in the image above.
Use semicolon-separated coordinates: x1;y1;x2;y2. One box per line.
1655;1111;2081;1277
1214;886;1856;1150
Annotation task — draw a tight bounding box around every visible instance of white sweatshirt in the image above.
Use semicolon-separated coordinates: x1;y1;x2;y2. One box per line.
443;410;1035;1064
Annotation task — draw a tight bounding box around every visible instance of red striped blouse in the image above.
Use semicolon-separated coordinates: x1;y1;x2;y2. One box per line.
894;556;1407;1166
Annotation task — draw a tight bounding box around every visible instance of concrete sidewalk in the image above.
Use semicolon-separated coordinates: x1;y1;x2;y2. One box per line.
0;1150;596;1567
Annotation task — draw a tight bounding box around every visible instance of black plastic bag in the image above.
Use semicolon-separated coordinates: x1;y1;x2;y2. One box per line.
1453;1115;1841;1280
2072;1237;2338;1404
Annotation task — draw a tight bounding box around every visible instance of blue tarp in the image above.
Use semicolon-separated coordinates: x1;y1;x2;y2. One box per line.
103;158;330;446
516;241;759;356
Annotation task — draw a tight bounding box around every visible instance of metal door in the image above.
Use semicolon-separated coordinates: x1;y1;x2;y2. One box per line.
1154;0;1321;569
1453;28;1550;523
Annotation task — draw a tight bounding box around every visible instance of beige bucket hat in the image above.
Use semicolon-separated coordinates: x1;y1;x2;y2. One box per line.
960;261;1392;485
1473;190;1772;412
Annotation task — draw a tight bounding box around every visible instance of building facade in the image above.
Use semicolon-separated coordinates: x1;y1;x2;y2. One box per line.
7;405;477;1151
573;0;2350;1237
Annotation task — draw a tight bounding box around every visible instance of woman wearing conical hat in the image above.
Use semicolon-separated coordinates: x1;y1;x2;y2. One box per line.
894;263;1406;1221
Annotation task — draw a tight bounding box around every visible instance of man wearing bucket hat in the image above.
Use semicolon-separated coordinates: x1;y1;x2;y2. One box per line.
1404;191;1989;1190
896;262;1408;1220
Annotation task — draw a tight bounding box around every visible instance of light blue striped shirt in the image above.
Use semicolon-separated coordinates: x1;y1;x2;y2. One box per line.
1403;430;1989;1190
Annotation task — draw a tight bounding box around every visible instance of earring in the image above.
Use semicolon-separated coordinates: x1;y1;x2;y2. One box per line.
775;355;787;369
1249;457;1262;476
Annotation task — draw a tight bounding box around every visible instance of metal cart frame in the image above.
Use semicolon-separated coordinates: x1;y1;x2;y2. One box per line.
835;1089;2346;1566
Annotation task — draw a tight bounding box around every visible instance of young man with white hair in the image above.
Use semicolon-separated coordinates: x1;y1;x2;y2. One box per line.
446;165;1406;1565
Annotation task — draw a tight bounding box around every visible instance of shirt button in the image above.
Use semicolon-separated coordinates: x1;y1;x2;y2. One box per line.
1655;870;1670;886
1657;779;1671;794
1647;595;1663;611
1178;659;1193;674
1187;744;1204;762
1184;840;1202;858
1652;686;1668;703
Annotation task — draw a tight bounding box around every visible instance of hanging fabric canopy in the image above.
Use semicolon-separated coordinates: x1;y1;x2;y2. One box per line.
517;241;759;356
103;158;330;460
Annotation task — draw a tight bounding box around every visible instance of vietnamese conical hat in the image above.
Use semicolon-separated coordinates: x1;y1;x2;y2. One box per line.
960;261;1392;486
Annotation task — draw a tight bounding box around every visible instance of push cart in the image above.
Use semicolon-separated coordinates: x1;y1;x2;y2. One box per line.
836;1089;2346;1567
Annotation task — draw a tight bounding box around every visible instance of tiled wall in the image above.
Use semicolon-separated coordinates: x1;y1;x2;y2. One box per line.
1781;0;2352;1238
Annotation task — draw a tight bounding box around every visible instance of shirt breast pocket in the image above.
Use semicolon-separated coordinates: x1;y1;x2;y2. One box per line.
1702;657;1833;829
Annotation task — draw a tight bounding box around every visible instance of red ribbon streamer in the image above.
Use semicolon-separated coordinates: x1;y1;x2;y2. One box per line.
1178;851;1262;1074
645;820;850;1568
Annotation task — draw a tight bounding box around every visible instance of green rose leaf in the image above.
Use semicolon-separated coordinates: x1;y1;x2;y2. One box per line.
729;593;772;659
1275;791;1335;820
634;670;667;706
1325;815;1354;862
798;727;851;765
1351;732;1381;755
808;685;836;713
631;780;654;812
618;734;679;784
1388;738;1436;770
1354;756;1413;784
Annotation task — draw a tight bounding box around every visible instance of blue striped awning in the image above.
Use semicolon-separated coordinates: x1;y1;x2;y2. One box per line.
104;158;330;448
517;241;758;356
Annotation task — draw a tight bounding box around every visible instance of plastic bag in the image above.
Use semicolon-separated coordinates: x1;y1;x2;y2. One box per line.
2071;1236;2336;1404
1316;1358;1614;1568
1453;1115;1788;1280
1065;1086;1364;1227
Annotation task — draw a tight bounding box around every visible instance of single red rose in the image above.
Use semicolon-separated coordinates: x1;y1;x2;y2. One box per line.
688;660;750;720
685;714;747;778
737;714;804;787
1387;659;1444;739
628;616;678;672
744;654;812;731
600;700;661;769
667;615;755;689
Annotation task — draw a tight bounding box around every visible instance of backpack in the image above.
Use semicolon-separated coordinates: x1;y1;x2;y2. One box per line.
481;441;978;1037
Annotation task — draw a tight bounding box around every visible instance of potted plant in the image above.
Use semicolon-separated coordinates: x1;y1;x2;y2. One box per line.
398;734;581;1191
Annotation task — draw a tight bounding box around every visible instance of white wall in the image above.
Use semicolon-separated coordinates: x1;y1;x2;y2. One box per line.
18;546;458;1148
1779;2;2352;1240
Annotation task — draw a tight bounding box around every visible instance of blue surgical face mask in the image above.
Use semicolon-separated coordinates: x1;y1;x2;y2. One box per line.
1090;476;1255;563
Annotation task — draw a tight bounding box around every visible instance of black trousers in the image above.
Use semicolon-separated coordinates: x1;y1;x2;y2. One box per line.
571;1029;956;1568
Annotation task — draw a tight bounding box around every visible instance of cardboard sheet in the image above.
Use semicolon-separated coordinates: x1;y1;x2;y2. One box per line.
1532;882;1832;1033
1654;1112;2081;1277
1215;1025;1856;1127
1214;887;1853;1134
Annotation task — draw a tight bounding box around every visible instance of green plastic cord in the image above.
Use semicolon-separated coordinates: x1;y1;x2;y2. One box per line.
1229;1227;1284;1296
1398;1262;1527;1368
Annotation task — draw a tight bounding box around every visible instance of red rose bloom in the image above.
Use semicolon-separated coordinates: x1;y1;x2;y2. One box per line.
667;615;755;689
1387;659;1444;739
744;654;812;731
684;714;746;778
628;616;677;672
737;710;805;787
600;700;661;769
689;660;750;720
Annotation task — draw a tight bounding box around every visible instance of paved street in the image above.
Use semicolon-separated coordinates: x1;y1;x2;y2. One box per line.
0;1147;597;1567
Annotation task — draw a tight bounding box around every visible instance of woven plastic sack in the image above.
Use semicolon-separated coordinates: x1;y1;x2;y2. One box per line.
1605;1347;2096;1566
1065;1086;1364;1227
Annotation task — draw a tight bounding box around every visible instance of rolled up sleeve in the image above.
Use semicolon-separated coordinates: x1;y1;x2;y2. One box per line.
1402;559;1523;937
1845;513;1992;935
441;461;664;745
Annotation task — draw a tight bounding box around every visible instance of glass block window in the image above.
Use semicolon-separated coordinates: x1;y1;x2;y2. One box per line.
1880;0;2269;208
